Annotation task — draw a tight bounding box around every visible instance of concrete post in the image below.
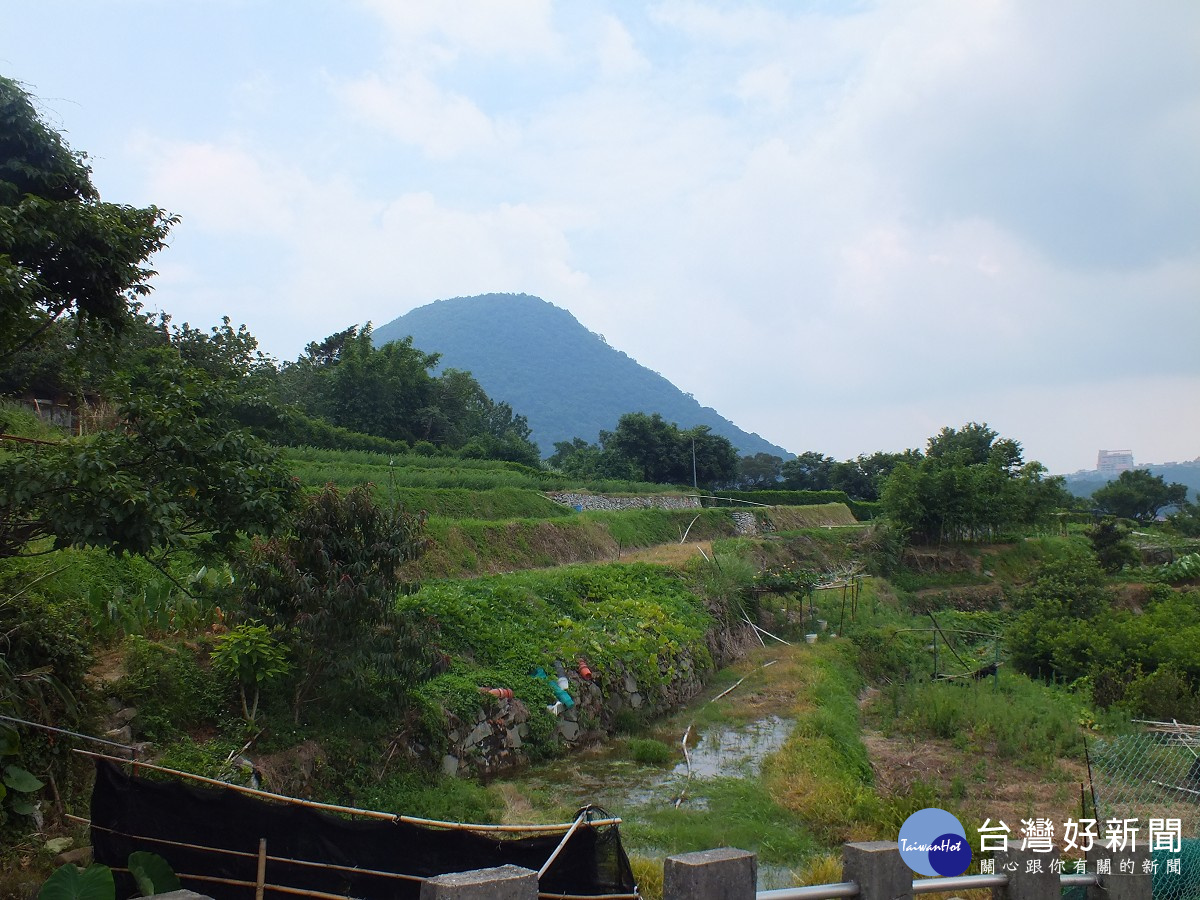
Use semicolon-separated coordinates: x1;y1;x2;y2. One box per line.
1087;842;1152;900
418;864;539;900
663;847;757;900
991;846;1060;900
842;841;912;900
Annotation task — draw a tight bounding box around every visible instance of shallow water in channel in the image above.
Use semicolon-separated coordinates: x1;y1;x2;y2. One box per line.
510;714;797;890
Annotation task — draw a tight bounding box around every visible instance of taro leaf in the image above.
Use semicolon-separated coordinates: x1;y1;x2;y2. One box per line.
37;863;114;900
3;764;45;792
11;797;36;815
0;726;19;756
128;851;181;897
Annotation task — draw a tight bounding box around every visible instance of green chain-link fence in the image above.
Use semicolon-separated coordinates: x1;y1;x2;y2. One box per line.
1089;722;1200;900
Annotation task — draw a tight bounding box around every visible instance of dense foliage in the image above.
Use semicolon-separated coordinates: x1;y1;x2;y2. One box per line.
0;351;299;558
0;77;176;364
1007;546;1200;721
1090;468;1188;523
234;484;435;722
781;450;921;501
402;563;716;739
879;423;1067;543
277;325;540;464
549;412;739;488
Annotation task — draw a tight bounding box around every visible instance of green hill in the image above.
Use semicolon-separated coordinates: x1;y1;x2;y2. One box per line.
372;293;792;459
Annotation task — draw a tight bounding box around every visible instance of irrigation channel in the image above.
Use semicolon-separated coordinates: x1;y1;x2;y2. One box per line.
492;643;822;892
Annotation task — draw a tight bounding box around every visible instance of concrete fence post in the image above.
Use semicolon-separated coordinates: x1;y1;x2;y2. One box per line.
1087;842;1152;900
842;841;912;900
663;847;757;900
418;864;539;900
991;846;1060;900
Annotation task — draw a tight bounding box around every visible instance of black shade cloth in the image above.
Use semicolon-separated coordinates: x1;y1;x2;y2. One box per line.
90;760;636;899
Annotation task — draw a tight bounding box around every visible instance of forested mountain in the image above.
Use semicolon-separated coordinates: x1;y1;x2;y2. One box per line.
373;293;791;459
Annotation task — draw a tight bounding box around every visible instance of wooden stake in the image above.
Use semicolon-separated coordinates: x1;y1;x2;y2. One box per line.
256;839;267;900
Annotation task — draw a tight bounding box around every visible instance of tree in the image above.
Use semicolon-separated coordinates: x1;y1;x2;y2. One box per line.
547;437;639;481
1167;494;1200;537
276;325;541;462
1;77;176;363
926;422;1002;466
878;423;1063;543
1007;547;1112;681
1092;469;1188;524
597;413;738;488
736;453;784;490
683;425;739;489
601;412;681;483
1087;517;1139;573
780;452;835;490
234;484;434;722
0;349;299;559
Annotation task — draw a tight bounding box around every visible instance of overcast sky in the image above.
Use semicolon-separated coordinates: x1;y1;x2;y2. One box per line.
5;1;1198;474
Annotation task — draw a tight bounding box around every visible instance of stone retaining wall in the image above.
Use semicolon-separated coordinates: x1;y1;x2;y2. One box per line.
435;620;758;778
545;491;701;511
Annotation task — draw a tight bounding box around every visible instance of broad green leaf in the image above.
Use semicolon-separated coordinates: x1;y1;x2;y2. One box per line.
11;797;36;815
0;726;19;756
3;764;44;792
128;852;181;897
37;863;114;900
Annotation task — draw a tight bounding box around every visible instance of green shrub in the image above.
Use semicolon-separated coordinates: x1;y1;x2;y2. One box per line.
116;636;224;741
401;564;715;705
628;738;673;765
352;769;502;824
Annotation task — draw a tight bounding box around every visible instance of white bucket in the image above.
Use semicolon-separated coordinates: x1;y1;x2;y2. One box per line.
805;633;818;644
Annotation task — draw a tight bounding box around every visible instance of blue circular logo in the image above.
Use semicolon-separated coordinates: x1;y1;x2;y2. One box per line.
898;808;971;876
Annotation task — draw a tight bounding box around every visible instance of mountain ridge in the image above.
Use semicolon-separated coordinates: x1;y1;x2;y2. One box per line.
373;293;792;459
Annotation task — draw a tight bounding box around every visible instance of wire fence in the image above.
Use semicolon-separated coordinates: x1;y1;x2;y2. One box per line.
1089;721;1200;900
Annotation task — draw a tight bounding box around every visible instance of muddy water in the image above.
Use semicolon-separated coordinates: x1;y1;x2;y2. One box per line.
512;715;798;890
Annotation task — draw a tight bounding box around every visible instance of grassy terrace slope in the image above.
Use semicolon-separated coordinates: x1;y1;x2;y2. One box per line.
281;446;681;496
283;446;861;578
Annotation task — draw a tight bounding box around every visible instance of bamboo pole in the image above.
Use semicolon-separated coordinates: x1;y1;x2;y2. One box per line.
256;839;267;900
74;818;427;883
537;810;587;879
77;816;639;896
74;750;619;832
673;724;694;809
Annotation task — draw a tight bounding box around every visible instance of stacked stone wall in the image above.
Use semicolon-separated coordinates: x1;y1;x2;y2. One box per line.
435;618;757;778
545;492;701;511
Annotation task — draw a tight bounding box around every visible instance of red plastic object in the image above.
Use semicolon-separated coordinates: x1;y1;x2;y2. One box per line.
577;659;592;680
480;687;513;699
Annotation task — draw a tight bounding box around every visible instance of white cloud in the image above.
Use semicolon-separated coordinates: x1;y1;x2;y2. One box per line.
358;0;561;63
131;137;300;235
337;72;505;159
51;0;1194;467
596;15;650;78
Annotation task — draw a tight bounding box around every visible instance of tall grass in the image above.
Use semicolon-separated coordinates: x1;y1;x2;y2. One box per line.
760;642;883;843
873;672;1087;763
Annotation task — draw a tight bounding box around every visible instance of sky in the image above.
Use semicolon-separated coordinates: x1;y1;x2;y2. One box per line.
4;0;1198;475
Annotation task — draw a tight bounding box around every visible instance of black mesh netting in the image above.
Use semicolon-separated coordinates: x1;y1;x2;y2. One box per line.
90;760;636;898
